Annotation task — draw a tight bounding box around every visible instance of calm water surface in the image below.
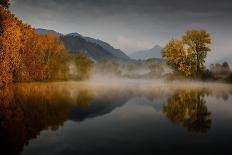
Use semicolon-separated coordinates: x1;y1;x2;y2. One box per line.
0;81;232;155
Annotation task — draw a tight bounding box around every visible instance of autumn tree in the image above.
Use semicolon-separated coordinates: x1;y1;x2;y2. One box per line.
0;7;70;83
182;30;211;77
0;7;22;83
1;4;94;84
38;32;69;81
162;29;211;78
162;39;196;77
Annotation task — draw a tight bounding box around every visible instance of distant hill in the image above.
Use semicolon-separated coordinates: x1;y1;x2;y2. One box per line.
36;28;130;61
130;45;163;60
60;35;116;61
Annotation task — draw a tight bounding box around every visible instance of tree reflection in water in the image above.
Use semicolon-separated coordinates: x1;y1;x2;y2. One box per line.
163;89;212;133
0;82;231;155
0;83;95;155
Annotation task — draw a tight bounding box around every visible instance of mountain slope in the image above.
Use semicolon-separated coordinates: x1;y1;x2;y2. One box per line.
60;35;117;61
36;28;130;61
130;45;163;60
84;37;130;60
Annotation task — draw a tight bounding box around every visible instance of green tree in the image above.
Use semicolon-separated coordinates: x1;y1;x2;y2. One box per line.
162;29;211;78
74;53;94;80
145;58;164;77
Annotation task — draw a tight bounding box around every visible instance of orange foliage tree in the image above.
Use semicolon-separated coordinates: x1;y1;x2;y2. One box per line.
0;5;68;83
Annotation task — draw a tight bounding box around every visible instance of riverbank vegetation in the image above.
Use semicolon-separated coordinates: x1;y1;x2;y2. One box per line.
0;1;93;85
162;29;232;83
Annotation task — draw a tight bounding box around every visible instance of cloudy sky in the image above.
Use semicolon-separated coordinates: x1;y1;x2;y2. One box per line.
10;0;232;63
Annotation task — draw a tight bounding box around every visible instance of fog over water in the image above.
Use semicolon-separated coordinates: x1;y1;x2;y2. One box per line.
1;80;232;154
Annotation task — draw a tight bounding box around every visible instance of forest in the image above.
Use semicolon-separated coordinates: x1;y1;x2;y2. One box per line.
0;1;93;85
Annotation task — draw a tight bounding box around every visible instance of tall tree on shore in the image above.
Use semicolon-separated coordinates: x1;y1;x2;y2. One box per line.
182;30;211;77
162;39;196;77
162;29;211;78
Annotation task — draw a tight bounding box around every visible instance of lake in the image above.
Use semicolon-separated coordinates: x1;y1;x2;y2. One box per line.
0;81;232;155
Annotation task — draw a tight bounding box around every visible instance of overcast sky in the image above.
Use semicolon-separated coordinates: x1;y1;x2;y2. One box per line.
10;0;232;63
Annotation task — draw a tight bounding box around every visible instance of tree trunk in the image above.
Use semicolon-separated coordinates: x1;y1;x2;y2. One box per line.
196;52;200;78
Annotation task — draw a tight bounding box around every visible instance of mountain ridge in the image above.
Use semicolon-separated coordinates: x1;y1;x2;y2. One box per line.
36;28;130;61
130;45;163;60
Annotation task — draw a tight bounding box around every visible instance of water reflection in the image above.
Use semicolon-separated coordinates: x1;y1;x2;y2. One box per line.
163;89;211;133
0;83;132;155
0;84;71;155
0;82;232;155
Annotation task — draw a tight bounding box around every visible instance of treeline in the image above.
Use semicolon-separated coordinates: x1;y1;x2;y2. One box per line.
205;62;232;82
95;58;165;79
0;2;93;84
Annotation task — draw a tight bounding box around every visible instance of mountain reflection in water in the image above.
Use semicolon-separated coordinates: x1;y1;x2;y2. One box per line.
0;82;232;155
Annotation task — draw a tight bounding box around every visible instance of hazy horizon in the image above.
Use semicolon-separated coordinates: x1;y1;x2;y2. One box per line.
10;0;232;64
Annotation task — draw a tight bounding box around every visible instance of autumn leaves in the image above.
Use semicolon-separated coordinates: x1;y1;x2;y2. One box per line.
162;30;211;78
0;6;93;84
0;7;68;83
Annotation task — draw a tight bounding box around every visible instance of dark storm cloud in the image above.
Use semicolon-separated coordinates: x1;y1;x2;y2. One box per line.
10;0;232;63
12;0;232;15
11;0;232;28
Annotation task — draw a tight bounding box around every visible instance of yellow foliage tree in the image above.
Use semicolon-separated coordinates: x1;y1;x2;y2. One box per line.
162;29;211;78
182;30;211;77
162;39;196;77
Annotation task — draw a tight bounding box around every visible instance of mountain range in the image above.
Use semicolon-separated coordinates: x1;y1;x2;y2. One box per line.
36;28;130;61
129;45;163;60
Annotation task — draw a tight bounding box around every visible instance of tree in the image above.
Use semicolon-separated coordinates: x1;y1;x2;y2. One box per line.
162;29;211;78
162;39;196;77
182;30;211;77
222;61;231;73
0;0;10;8
0;7;22;83
73;53;94;80
0;7;70;83
210;62;231;75
145;58;164;77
